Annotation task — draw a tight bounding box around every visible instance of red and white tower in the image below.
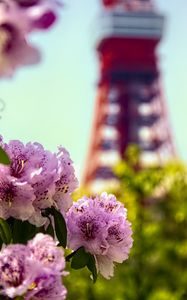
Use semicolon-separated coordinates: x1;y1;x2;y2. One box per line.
83;0;175;189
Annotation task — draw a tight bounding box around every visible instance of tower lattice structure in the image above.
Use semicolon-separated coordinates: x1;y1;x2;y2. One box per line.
83;0;175;189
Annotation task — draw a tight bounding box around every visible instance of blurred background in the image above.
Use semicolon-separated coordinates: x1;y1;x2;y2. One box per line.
0;0;187;180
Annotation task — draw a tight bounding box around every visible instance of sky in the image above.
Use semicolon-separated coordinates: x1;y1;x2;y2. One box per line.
0;0;187;180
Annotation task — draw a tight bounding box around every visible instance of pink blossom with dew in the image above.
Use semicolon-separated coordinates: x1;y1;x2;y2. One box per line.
0;136;78;226
67;192;133;279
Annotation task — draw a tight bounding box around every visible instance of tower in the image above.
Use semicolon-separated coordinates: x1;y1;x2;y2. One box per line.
83;0;175;189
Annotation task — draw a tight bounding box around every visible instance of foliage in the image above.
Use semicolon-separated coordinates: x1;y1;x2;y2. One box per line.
66;146;187;300
0;146;11;165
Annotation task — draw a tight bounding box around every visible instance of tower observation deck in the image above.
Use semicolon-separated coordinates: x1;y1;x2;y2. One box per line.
83;0;175;189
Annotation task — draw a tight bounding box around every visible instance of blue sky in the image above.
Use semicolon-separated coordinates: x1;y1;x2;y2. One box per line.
0;0;187;179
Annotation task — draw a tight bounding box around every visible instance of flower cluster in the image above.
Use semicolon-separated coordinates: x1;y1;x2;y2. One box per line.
0;138;133;284
0;0;61;77
0;136;78;226
66;192;133;279
0;233;67;299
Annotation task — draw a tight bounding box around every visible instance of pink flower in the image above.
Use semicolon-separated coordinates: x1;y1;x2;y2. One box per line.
0;22;40;78
0;244;36;298
24;0;60;30
28;233;66;274
0;234;67;299
0;174;35;221
25;274;67;300
67;192;133;279
0;136;78;226
52;147;79;216
0;0;61;77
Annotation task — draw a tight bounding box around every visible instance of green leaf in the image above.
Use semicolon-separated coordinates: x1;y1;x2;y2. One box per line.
12;219;39;244
50;207;67;248
69;247;98;282
87;254;98;283
0;146;11;165
45;221;55;238
66;248;80;262
71;247;90;269
0;218;12;245
0;295;10;299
